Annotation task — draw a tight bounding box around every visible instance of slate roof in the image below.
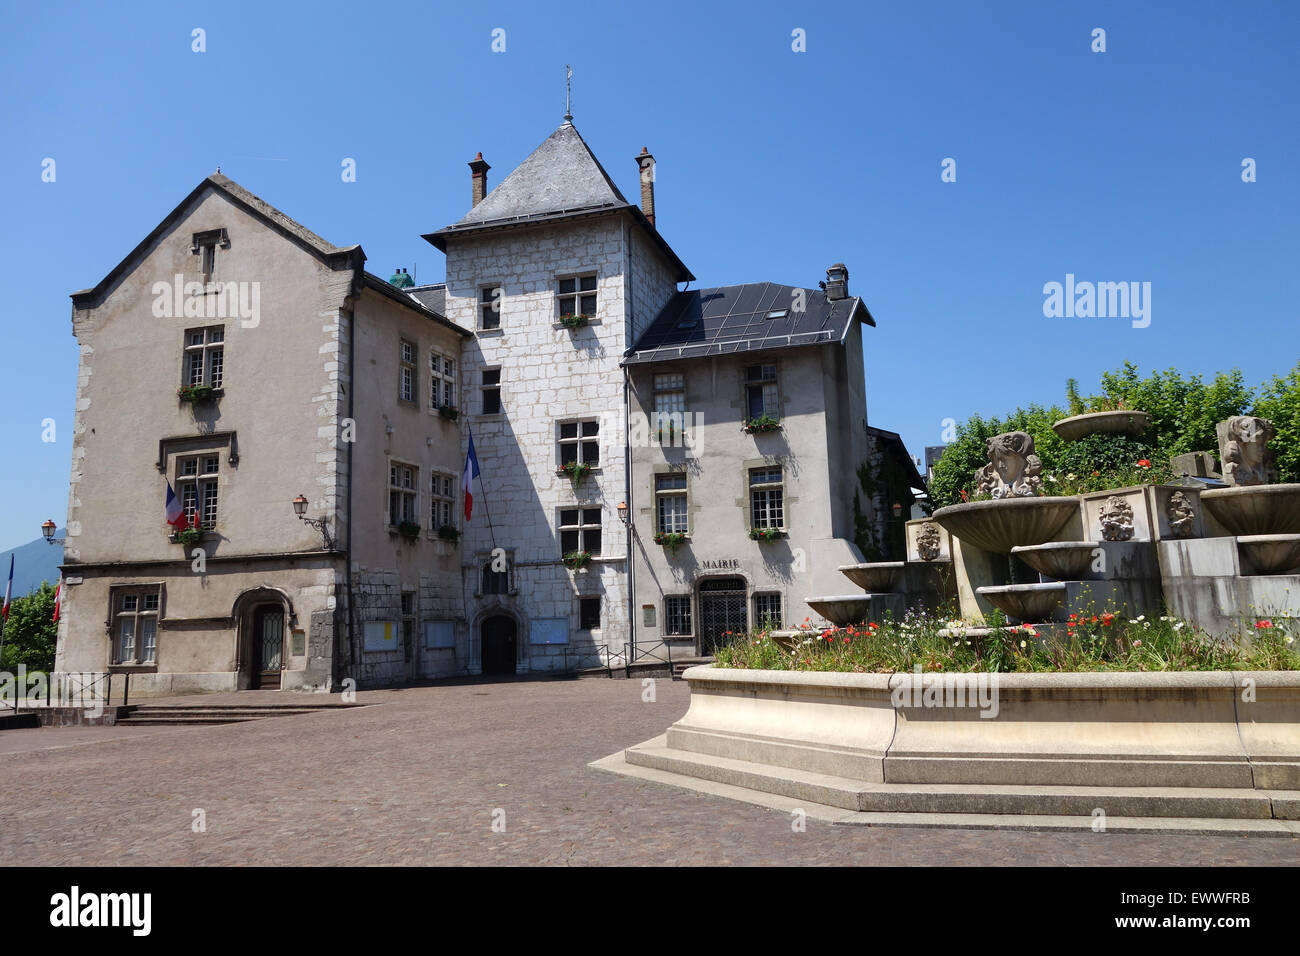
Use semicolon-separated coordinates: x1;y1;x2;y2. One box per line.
361;275;469;338
406;283;447;316
623;283;875;366
423;121;693;282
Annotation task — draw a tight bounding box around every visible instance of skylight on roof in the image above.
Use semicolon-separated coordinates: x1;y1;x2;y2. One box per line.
676;318;698;329
765;309;789;320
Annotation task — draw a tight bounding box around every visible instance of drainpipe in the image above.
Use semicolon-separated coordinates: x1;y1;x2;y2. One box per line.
342;272;360;690
624;364;635;665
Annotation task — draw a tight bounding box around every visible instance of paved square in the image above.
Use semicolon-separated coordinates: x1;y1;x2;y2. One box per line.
1;677;1297;866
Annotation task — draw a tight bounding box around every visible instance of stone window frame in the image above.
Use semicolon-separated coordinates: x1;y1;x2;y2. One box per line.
387;458;419;528
653;471;689;536
106;583;165;670
742;457;790;533
480;367;503;416
429;471;457;534
398;338;418;405
556;272;598;320
175;452;221;530
478;284;503;331
182;325;225;390
474;549;516;597
663;594;693;637
190;227;229;282
558;506;602;558
753;591;783;629
742;361;781;421
430;350;456;410
578;596;601;632
651;370;686;442
557;418;601;471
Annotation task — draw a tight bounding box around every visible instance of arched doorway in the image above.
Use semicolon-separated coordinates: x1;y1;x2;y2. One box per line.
481;615;517;675
250;604;285;689
698;577;747;655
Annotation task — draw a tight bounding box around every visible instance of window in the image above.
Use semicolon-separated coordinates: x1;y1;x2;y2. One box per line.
559;508;601;556
745;364;778;419
431;352;456;409
481;558;512;595
558;420;599;467
191;228;227;281
431;473;455;531
479;285;501;330
664;596;692;637
399;339;417;404
481;368;501;414
183;327;224;388
754;593;783;629
112;588;160;664
401;591;416;662
557;274;597;319
655;473;688;534
176;454;219;529
579;597;601;631
750;466;784;529
653;372;685;439
389;462;418;526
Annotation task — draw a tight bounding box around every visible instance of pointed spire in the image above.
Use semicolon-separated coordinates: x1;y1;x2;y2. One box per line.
563;64;573;123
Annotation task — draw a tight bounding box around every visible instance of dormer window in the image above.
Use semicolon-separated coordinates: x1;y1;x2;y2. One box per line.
190;228;230;281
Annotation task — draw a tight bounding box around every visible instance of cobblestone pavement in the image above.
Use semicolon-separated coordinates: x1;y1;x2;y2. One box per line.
1;676;1297;866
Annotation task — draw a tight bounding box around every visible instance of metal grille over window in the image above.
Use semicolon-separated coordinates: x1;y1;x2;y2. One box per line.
558;275;597;318
655;473;688;533
559;508;601;556
750;466;784;529
664;595;692;636
754;593;783;629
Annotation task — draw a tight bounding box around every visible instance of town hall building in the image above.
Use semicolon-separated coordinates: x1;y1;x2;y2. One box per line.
53;115;922;694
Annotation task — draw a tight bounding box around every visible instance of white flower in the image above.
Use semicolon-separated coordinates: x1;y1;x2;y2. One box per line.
1019;640;1027;648
1174;622;1185;631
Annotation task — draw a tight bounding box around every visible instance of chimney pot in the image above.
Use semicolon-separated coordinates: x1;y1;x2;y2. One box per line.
635;148;656;228
825;263;849;301
468;152;491;207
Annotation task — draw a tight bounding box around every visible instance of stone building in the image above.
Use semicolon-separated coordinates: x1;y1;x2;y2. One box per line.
54;117;918;692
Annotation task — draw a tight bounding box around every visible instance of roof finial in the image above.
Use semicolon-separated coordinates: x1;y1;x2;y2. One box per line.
564;64;573;122
215;165;221;174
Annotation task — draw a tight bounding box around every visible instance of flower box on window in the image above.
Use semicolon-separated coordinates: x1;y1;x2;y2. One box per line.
742;414;782;434
748;527;784;542
559;313;592;330
563;550;592;570
437;404;460;421
558;461;591;488
436;524;461;543
177;385;220;405
169;528;205;546
396;521;422;541
653;531;688;554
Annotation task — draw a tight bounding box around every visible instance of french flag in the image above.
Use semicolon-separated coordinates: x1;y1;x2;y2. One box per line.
463;430;481;521
52;576;62;623
2;554;12;621
165;481;189;530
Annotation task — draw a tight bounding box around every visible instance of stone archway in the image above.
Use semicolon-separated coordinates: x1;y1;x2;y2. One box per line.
231;587;294;690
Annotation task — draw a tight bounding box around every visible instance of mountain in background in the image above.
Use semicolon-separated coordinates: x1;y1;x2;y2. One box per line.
0;530;64;597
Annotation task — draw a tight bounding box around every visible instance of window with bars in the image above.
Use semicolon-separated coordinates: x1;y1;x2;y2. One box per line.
183;327;224;388
655;473;688;534
389;462;418;526
430;352;456;409
559;508;601;556
401;591;417;662
558;420;599;467
749;466;785;529
111;587;160;665
579;597;601;631
430;472;456;530
176;454;220;529
754;593;783;629
557;274;597;318
399;339;417;404
481;368;501;414
664;595;692;636
745;364;779;419
479;285;501;330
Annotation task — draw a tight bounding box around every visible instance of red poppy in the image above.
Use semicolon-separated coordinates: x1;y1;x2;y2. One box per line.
1256;620;1274;629
1137;459;1151;468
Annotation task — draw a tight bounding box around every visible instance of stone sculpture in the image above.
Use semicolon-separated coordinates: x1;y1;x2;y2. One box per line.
916;522;942;561
1098;496;1135;541
1166;491;1196;538
974;431;1042;499
1216;416;1278;487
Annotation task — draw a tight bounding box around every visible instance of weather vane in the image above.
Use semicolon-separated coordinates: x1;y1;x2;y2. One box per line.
564;64;573;122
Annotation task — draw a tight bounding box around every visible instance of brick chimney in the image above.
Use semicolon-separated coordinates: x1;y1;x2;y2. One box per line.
824;263;849;300
635;147;656;227
469;152;491;207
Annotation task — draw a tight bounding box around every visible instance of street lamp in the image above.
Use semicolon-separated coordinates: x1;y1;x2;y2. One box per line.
616;501;629;526
892;502;903;519
41;520;65;545
293;495;335;550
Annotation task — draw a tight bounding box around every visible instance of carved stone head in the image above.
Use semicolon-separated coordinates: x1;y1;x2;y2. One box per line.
1166;491;1196;538
1216;416;1278;487
916;522;942;561
1098;495;1135;542
975;431;1042;499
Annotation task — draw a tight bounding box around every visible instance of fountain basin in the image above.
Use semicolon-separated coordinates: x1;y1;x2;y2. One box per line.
1201;484;1300;536
1052;410;1151;442
976;583;1067;622
1237;534;1300;575
806;595;878;627
837;561;904;592
932;497;1079;555
1010;541;1096;580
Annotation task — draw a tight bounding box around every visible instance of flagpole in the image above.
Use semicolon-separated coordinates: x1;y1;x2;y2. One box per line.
468;425;499;554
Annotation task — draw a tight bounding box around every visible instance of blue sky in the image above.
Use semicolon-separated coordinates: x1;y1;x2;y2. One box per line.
1;0;1297;551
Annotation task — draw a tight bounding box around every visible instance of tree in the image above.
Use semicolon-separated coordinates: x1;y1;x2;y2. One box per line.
0;582;58;674
1252;362;1300;482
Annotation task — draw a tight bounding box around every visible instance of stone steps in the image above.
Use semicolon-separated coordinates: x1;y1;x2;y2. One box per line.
621;736;1300;824
118;704;357;726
